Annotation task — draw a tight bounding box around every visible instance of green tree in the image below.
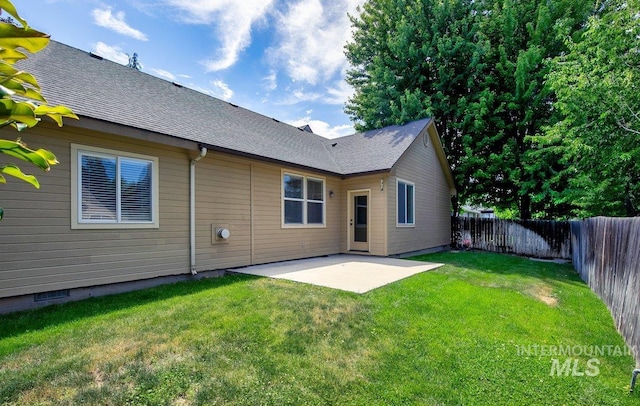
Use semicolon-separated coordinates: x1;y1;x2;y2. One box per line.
0;0;77;220
345;0;592;218
345;0;483;214
540;0;640;217
467;0;591;219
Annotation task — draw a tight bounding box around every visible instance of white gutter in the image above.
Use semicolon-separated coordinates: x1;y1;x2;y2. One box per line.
190;147;207;275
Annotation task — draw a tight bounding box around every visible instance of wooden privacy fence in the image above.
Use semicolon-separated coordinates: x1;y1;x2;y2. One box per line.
571;217;640;366
452;217;572;259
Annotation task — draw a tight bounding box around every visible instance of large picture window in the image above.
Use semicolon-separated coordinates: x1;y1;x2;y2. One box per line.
397;179;415;226
72;145;159;229
283;173;325;226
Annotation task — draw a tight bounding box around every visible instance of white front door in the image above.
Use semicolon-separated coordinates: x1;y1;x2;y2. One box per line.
348;190;370;252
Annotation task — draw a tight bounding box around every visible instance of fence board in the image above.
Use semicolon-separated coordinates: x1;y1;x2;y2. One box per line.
452;217;572;259
572;217;640;367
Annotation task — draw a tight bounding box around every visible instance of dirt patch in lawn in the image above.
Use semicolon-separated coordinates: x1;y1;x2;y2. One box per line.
528;284;558;306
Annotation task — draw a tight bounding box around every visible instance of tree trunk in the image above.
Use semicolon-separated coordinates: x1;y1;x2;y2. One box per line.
520;194;532;220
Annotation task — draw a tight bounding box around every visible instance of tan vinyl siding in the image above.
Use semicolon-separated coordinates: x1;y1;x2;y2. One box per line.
194;153;252;270
192;154;342;271
387;127;452;255
340;175;388;256
251;163;341;264
0;122;192;298
0;119;453;300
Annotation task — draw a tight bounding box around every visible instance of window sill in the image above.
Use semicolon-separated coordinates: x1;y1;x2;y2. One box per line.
282;224;327;229
72;222;159;230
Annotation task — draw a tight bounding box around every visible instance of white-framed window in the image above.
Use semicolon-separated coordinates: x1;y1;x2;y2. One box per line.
397;179;415;226
71;144;159;229
283;172;325;227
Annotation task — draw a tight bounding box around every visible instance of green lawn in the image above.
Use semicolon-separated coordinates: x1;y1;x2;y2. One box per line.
1;252;637;405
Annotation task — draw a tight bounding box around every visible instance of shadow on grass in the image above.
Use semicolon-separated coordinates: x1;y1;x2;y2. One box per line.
0;273;257;341
409;250;588;288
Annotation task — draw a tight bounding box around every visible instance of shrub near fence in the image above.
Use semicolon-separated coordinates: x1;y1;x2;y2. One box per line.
452;217;572;259
571;217;640;366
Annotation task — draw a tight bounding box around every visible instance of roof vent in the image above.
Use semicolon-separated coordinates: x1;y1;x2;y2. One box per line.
229;103;239;108
298;124;314;133
89;52;103;60
127;52;142;70
172;81;183;88
272;118;280;123
331;142;338;147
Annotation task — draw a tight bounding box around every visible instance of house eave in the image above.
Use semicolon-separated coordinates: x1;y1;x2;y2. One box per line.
340;168;391;179
63;115;342;176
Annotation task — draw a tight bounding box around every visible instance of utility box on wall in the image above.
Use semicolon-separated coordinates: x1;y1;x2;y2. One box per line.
212;224;231;244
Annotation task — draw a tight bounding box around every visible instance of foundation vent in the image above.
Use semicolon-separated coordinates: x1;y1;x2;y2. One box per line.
34;289;69;302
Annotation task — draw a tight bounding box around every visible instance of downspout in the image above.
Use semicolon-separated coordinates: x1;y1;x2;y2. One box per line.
190;147;208;275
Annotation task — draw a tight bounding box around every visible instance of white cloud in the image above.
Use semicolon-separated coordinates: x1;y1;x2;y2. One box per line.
149;68;176;81
211;80;234;100
262;70;277;91
268;0;365;85
165;0;275;71
92;7;148;41
276;88;322;105
93;42;130;65
288;116;354;139
324;80;354;105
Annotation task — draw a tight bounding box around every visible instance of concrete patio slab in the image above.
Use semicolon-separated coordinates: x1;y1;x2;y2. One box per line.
230;254;444;293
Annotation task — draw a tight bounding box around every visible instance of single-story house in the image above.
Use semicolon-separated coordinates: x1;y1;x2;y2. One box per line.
0;41;456;312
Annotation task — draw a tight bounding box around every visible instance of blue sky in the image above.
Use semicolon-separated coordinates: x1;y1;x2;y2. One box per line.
11;0;365;138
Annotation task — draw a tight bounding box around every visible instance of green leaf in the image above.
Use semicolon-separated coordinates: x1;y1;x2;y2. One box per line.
0;60;19;77
0;138;57;171
0;24;49;64
34;104;79;126
0;83;14;97
0;0;29;28
7;70;40;89
0;98;37;126
32;148;58;166
0;69;43;101
0;163;39;188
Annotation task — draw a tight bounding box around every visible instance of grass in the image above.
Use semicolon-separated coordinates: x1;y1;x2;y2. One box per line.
1;251;638;405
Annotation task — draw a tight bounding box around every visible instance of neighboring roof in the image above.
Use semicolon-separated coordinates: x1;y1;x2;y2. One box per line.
17;41;452;184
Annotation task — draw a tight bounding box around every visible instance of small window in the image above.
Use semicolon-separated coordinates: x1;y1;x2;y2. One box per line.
283;172;325;227
72;144;159;229
397;179;415;226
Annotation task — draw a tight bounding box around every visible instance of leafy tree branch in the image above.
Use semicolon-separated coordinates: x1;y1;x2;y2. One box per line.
0;0;77;220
